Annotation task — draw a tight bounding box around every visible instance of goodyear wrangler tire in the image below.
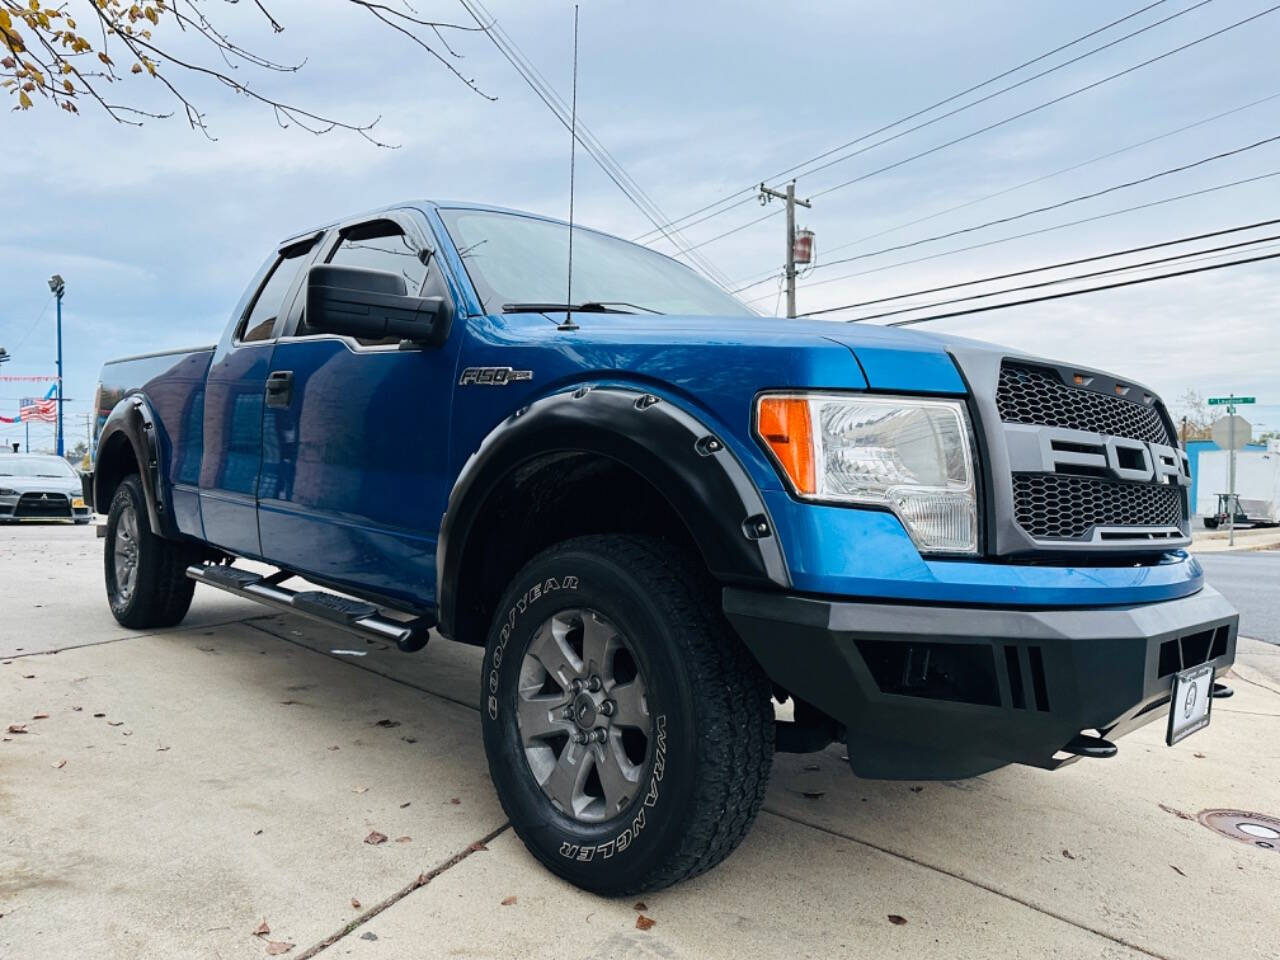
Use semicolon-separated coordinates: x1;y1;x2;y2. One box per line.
104;475;196;629
481;535;774;895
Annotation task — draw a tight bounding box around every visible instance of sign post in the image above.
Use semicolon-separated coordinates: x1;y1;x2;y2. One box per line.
1209;395;1256;545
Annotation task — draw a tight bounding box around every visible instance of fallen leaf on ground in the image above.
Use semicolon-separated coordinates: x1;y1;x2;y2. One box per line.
635;915;656;931
501;896;517;906
157;746;170;752
52;759;66;769
254;829;264;836
1193;752;1206;759
449;798;460;805
633;901;647;912
401;736;418;744
359;932;377;941
394;836;412;843
887;915;908;926
375;719;400;728
352;786;369;794
1159;803;1194;821
908;786;923;794
21;674;35;680
801;790;825;800
1171;864;1187;877
327;745;339;751
92;712;105;718
399;802;410;809
364;831;388;845
7;724;27;734
351;898;361;909
252;919;270;936
468;841;488;853
72;706;82;712
265;940;294;955
107;720;124;727
1062;849;1075;860
32;712;49;720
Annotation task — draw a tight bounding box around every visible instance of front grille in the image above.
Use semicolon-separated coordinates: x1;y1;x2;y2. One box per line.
997;363;1172;445
15;492;71;518
1011;473;1181;540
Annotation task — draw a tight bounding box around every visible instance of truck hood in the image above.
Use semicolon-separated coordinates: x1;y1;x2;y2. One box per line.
506;312;969;395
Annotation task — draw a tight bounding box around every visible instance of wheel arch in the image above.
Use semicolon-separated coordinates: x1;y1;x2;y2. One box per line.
436;386;789;644
94;395;180;539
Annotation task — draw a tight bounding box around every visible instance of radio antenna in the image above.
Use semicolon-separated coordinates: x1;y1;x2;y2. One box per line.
558;4;581;332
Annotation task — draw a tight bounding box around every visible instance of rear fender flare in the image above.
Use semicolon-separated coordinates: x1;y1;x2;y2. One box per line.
436;386;789;638
94;394;179;539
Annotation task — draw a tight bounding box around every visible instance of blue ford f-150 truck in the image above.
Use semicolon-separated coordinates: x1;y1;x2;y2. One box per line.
86;201;1238;894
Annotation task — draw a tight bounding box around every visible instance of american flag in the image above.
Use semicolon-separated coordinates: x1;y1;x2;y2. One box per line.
19;397;57;423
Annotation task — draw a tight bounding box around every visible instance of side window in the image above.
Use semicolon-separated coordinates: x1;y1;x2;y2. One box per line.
327;220;429;294
237;249;309;343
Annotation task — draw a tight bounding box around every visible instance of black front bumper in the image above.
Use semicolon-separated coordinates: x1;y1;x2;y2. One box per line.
723;586;1238;780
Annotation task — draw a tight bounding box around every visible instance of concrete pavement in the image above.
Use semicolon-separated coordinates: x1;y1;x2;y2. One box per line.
3;524;1279;959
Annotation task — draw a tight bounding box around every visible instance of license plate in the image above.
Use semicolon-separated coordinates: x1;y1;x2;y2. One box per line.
72;497;85;508
1167;663;1213;746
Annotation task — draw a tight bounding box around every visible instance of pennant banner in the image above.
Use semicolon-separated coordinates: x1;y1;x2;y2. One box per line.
0;375;59;383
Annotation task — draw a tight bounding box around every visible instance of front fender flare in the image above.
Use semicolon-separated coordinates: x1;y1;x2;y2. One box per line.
436;386;789;638
94;394;179;539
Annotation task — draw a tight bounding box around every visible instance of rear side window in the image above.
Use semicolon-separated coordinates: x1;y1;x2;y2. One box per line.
238;249;310;343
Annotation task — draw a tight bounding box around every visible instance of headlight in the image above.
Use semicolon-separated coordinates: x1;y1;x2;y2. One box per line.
0;488;16;497
755;393;978;555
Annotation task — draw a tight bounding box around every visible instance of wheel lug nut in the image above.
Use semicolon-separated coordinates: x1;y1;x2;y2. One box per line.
561;706;576;720
592;728;608;743
574;731;589;745
600;700;615;717
587;676;602;692
571;679;584;694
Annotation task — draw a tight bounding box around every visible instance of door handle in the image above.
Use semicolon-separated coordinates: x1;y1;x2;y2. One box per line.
266;370;293;408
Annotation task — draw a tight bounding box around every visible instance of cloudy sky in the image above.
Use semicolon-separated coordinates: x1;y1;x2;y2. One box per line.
3;0;1278;452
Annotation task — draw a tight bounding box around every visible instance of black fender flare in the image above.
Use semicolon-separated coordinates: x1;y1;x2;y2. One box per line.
94;394;180;539
436;386;790;639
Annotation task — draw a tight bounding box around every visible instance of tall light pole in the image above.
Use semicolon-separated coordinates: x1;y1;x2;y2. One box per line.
48;274;65;456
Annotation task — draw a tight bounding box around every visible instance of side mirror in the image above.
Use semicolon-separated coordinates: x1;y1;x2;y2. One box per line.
305;264;453;346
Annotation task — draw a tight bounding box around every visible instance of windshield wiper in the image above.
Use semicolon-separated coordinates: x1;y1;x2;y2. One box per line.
501;301;662;315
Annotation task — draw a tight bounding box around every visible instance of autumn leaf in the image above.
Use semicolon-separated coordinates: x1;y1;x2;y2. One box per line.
635;915;656;931
887;915;908;926
252;919;270;937
633;901;647;912
52;759;66;769
500;896;516;906
394;836;411;844
350;898;360;909
6;723;27;734
32;712;49;720
264;941;294;956
364;831;387;845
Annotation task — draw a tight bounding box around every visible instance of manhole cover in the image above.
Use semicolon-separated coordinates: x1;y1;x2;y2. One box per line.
1198;809;1280;851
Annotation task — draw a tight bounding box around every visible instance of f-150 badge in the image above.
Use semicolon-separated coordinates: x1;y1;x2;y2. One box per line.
459;366;533;386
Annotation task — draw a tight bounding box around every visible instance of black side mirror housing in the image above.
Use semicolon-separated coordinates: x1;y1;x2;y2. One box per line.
305;264;453;346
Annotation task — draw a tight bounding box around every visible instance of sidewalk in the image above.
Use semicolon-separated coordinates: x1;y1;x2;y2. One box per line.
1189;524;1280;553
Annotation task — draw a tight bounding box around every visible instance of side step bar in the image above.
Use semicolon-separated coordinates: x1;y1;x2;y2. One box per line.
186;564;433;652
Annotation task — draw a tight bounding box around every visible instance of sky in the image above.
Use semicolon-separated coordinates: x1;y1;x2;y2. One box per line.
2;0;1279;453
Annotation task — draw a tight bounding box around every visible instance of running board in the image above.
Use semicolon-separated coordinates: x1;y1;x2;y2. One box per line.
186;564;433;652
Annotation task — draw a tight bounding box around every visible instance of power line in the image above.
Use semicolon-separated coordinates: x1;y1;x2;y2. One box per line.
633;0;1179;243
746;168;1280;303
730;89;1280;292
790;217;1280;311
839;232;1280;322
792;132;1280;273
680;1;1277;256
458;0;735;288
817;249;1280;325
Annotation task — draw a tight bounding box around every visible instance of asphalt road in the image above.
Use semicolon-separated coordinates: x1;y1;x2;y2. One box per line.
1199;551;1280;645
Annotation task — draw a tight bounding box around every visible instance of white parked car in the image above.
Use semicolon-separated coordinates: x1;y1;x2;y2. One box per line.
0;454;92;524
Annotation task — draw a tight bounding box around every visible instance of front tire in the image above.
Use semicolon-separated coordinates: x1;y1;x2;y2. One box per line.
104;475;196;629
480;535;774;895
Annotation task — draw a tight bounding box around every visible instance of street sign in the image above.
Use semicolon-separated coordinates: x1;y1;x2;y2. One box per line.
1208;396;1255;405
1211;415;1251;451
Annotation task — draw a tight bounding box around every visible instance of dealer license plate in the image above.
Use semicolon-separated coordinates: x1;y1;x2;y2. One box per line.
1166;663;1213;746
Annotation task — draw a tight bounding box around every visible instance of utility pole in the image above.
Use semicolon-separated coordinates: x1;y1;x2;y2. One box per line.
48;274;66;457
758;181;812;318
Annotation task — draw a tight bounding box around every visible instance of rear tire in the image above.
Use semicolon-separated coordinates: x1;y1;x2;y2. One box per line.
480;535;774;895
104;475;196;629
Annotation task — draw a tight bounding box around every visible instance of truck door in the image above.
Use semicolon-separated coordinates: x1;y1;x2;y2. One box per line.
256;213;460;610
199;237;318;558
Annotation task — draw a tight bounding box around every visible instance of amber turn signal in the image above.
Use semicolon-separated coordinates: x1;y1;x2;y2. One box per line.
756;396;816;495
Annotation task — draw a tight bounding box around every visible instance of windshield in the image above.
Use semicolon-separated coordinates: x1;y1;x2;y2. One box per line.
0;456;78;479
439;208;752;317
